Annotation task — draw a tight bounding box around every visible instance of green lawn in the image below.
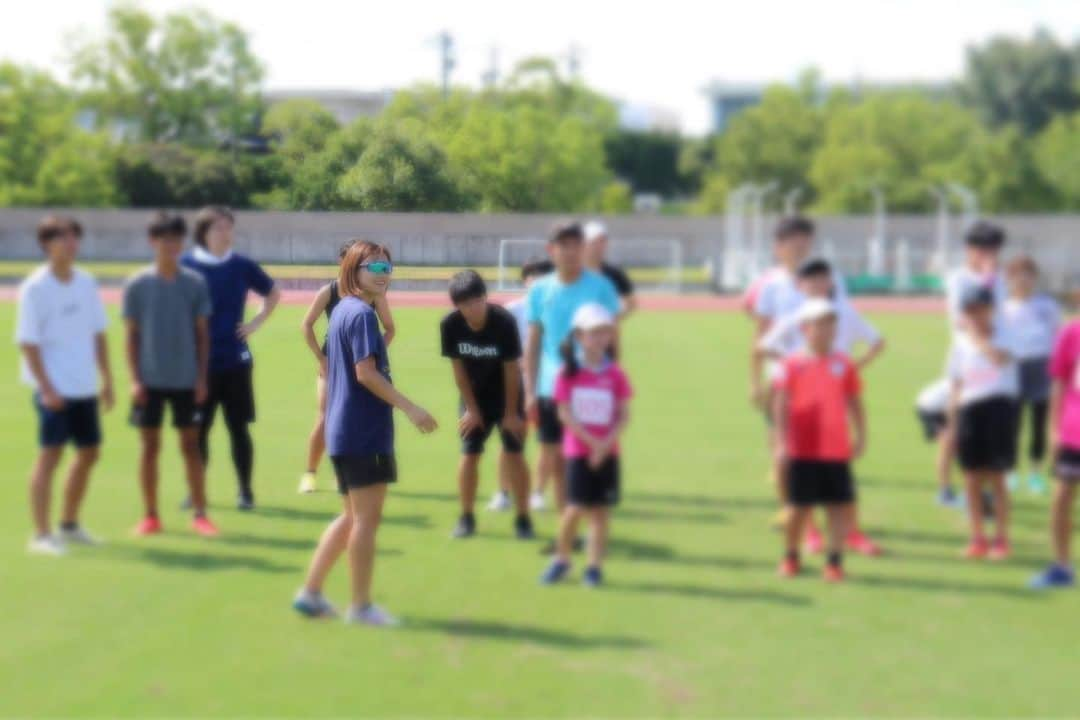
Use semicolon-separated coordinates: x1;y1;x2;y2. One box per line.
0;305;1074;717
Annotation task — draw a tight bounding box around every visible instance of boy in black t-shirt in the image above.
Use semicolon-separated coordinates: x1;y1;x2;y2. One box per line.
441;271;534;540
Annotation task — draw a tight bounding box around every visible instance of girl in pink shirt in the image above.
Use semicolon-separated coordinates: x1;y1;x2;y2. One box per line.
540;304;632;587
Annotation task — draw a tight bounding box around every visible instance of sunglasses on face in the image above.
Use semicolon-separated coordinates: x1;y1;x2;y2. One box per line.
360;261;394;276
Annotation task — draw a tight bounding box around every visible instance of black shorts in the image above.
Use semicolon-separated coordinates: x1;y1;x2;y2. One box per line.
1055;447;1080;481
34;395;101;448
786;459;855;507
1018;357;1051;403
130;389;203;430
916;409;948;442
537;398;563;445
462;413;525;455
332;454;398;493
567;456;621;507
956;396;1018;472
204;364;256;427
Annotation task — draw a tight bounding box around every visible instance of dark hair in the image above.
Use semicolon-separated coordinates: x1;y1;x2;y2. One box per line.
549;221;584;245
797;257;832;279
559;332;580;378
775;215;815;241
961;285;995;311
192;205;234;247
1007;254;1038;276
147;211;187;239
521;257;554;281
448;269;487;305
37;215;82;245
338;240;392;298
965;221;1005;249
338;239;358;261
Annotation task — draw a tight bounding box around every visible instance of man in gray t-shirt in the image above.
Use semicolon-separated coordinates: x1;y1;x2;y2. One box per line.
123;212;219;537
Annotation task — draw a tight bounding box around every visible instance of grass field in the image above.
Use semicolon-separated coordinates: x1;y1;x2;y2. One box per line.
0;303;1075;717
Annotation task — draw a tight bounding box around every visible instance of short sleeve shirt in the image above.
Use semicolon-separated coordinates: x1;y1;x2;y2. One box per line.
779;352;861;461
552;361;633;458
600;262;634;298
440;304;522;413
1003;294;1061;360
945;326;1019;406
1049;320;1080;451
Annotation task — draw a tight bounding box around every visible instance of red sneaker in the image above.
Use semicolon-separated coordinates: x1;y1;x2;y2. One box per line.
804;526;824;554
192;515;220;537
964;538;989;559
823;564;845;583
988;539;1010;561
778;557;801;578
133;516;162;536
846;530;883;556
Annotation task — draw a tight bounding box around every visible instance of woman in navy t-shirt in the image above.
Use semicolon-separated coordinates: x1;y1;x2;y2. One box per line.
292;241;436;627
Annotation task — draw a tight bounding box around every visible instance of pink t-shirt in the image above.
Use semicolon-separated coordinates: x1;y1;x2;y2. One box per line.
1050;320;1080;450
552;362;633;458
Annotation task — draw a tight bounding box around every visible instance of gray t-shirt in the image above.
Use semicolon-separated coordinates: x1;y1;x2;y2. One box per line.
122;266;212;389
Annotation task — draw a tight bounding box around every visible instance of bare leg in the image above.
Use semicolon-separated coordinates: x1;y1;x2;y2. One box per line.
346;483;388;608
501;451;530;517
989;472;1009;543
587;508;610;568
60;446;100;526
1051;480;1076;566
29;447;64;536
963;471;985;540
937;426;955;491
457;454;480;516
556;505;581;562
306;378;327;474
179;427;208;514
785;506;811;555
541;444;567;510
304;496;353;593
139;430;162;517
825;503;850;556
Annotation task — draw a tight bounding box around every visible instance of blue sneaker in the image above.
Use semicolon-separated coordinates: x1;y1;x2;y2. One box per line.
583;566;603;587
292;589;337;618
1006;473;1019;492
937;487;960;508
540;559;570;585
1028;472;1048;496
1029;564;1075;590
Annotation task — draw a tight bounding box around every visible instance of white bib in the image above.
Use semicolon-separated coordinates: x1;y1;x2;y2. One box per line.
570;386;615;425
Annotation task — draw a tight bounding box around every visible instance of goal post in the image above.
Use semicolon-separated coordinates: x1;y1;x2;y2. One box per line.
496;236;685;292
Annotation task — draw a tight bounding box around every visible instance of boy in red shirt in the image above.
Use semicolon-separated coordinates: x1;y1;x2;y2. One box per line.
773;299;866;581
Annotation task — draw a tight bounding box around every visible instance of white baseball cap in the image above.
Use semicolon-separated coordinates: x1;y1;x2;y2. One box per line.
583;220;608;243
572;303;616;331
797;298;837;323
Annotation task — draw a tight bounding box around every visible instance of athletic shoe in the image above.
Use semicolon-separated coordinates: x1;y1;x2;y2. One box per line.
487;491;511;512
1028;564;1076;590
823;564;845;583
846;530;882;556
777;557;801;578
292;589;337;619
192;515;220;537
345;603;400;627
179;496;193;511
988;539;1011;561
1028;472;1048;495
514;515;535;540
1006;472;1019;492
804;526;824;554
583;566;603;587
452;514;476;539
237;494;255;512
540;559;571;584
58;526;101;546
937;486;962;508
529;491;547;512
27;534;66;556
298;472;317;494
964;538;989;559
133;516;163;536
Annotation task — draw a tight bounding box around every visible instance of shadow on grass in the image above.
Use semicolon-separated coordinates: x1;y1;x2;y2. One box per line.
391;490;458;503
617;507;727;525
110;546;299;574
606;537;774;571
629;492;774;511
869;527;968;546
253;505;432;529
405;617;649;649
848;572;1044;599
608;580;811;606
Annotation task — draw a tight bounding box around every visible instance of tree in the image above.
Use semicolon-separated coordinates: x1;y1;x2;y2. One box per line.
261;99;339;164
115;143;272;207
604;130;685;196
283;119;375;210
69;5;264;144
32;134;120;206
960;29;1080;135
596;180;633;214
1034;112;1080;207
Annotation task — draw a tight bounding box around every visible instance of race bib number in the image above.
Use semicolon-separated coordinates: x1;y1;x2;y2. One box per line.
571;386;615;426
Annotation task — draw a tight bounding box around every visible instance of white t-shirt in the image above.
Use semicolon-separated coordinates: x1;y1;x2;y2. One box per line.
944;266;1006;333
945;326;1019;406
916;378;951;413
1002;294;1061;360
15;266;108;398
505;296;529;349
759;300;881;358
753;266;849;322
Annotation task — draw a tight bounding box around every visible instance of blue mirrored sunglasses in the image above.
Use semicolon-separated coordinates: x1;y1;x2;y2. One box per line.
361;261;394;275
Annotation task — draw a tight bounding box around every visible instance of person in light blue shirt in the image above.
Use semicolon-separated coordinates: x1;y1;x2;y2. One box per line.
523;221;620;513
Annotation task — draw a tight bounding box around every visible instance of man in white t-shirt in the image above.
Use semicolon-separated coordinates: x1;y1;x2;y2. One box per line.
944;221;1007;334
16;216;114;556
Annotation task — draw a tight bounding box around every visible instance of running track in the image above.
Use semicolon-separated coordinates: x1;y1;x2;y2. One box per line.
0;287;944;313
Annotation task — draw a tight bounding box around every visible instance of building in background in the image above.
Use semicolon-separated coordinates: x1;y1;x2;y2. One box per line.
618;102;682;134
264;89;395;126
702;81;763;133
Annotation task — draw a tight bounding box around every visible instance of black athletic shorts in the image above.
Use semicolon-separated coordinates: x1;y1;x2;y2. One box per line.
1055;447;1080;481
956;396;1018;472
537;398;563;445
332;454;398;493
567;456;621;507
130;388;203;429
34;395;101;448
204;364;256;427
916;408;948;442
1018;357;1051;403
786;459;855;507
462;413;525;455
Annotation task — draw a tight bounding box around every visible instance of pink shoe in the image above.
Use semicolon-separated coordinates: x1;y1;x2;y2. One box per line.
192;515;220;537
964;537;989;559
846;530;883;556
133;516;162;536
804;526;824;554
988;539;1010;561
778;557;801;578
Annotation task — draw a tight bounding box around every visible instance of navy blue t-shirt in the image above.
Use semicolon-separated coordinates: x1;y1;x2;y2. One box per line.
181;251;275;372
324;296;394;457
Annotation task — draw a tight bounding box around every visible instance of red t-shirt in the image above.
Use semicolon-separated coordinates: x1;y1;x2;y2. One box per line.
779;351;861;461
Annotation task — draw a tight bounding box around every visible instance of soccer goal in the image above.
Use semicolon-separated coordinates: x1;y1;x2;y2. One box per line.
496;236;685;292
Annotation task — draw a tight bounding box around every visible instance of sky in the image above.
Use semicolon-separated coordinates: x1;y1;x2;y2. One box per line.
3;0;1079;135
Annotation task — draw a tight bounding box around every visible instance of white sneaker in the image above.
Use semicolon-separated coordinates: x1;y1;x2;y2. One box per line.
529;491;547;511
27;534;67;556
59;526;101;546
298;472;317;494
487;491;511;512
345;603;400;627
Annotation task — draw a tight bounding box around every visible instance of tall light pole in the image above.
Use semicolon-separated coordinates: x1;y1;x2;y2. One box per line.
432;31;456;99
